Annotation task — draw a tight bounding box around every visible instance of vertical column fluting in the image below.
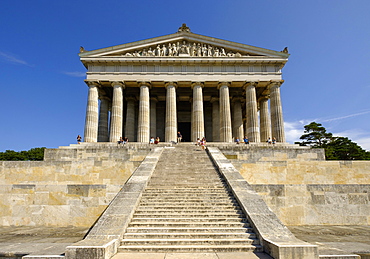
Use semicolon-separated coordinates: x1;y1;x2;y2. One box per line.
259;96;272;142
109;82;124;142
232;97;244;141
210;97;220;142
245;82;260;142
191;82;205;141
165;82;177;142
269;80;286;142
125;96;136;141
150;96;158;139
137;82;151;142
218;82;233;142
83;81;99;142
97;96;110;142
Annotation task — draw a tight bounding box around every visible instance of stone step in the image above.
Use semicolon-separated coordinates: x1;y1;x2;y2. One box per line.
117;244;263;253
130;217;248;223
128;222;249;228
132;213;245;218
125;227;254;233
138;201;239;206
123;232;256;239
142;189;231;194
136;205;240;210
120;238;259;245
134;209;243;214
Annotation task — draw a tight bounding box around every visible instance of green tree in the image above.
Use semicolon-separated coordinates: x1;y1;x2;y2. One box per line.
296;122;370;160
0;147;45;161
323;137;369;160
297;122;333;147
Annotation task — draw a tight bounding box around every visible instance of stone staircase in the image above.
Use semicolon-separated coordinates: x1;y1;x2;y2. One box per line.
118;145;262;253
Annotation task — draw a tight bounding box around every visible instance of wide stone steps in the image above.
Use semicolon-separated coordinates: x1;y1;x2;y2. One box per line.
131;213;245;218
127;222;249;228
121;238;259;245
123;232;256;239
119;146;260;253
130;217;247;223
125;227;254;233
117;244;263;253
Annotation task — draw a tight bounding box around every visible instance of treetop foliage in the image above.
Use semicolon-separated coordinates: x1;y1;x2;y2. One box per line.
296;122;370;160
0;147;45;161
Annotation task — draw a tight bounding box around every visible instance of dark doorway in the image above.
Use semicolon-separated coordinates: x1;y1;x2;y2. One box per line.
178;122;191;142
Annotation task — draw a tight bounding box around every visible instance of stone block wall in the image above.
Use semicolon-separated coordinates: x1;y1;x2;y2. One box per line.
0;146;152;227
227;147;370;226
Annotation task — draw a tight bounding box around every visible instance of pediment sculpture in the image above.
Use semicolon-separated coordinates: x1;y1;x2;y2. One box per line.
121;40;249;58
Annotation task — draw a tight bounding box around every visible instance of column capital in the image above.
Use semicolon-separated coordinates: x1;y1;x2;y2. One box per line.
243;81;258;89
268;80;284;88
258;95;270;102
137;81;151;88
191;82;204;89
111;81;125;88
84;80;100;87
217;82;230;89
165;81;178;89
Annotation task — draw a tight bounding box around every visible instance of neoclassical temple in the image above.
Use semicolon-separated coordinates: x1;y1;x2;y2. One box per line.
80;24;289;143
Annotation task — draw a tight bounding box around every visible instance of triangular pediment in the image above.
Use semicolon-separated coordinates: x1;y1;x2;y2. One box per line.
79;27;289;59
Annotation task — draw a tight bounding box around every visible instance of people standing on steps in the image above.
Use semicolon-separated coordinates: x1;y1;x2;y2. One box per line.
235;137;240;144
243;136;249;144
200;137;206;150
196;137;201;146
118;137;124;144
154;137;160;144
267;137;272;144
177;132;182;143
272;137;276;144
77;135;82;144
150;137;155;144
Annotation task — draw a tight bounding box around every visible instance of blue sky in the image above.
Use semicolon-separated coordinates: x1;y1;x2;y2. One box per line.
1;1;369;151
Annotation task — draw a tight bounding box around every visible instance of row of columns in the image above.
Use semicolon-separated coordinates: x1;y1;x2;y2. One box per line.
83;81;285;143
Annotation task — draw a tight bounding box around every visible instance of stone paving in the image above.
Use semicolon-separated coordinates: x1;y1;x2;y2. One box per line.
0;226;370;258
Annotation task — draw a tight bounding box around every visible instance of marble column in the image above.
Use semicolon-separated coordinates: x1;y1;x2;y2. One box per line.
125;96;136;141
259;96;272;142
269;80;286;142
150;96;158;139
232;97;244;141
210;97;220;142
245;82;260;142
97;96;110;142
165;82;177;142
218;82;233;142
83;81;99;142
137;82;150;143
191;82;205;141
109;82;124;142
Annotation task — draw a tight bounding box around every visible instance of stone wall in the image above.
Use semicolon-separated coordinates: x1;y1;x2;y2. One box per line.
227;147;370;226
0;145;151;227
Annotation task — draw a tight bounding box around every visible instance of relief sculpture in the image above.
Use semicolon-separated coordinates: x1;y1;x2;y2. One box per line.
122;40;245;58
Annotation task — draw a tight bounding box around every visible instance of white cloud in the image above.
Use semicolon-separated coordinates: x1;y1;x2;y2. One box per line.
0;51;32;66
62;71;86;77
284;121;306;144
320;110;370;123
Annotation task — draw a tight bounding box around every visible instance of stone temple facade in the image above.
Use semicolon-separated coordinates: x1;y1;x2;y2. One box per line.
80;24;289;144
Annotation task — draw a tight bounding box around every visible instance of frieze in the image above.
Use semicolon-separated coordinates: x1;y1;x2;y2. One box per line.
121;40;250;58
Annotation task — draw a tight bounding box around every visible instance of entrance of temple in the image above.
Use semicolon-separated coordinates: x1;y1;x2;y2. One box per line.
178;122;191;142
